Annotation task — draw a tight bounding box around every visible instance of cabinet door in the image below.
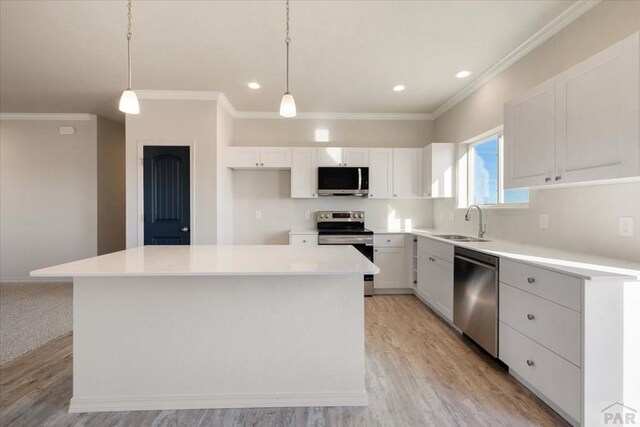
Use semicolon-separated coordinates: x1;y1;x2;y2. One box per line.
342;148;370;167
392;148;422;198
556;33;639;184
417;253;436;303
433;257;454;322
374;247;406;289
226;147;260;169
368;148;393;199
291;148;318;198
289;234;317;246
424;143;455;198
260;148;292;168
504;78;556;188
317;148;343;166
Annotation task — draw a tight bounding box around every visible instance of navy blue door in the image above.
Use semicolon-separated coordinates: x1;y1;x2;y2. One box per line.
143;146;190;245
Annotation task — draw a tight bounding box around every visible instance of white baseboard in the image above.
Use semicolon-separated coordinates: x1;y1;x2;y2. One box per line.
0;276;71;284
69;391;369;413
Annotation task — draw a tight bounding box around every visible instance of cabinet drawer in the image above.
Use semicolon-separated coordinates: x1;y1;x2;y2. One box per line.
500;322;581;421
500;259;581;311
417;237;453;263
289;234;317;246
374;234;406;248
500;283;581;366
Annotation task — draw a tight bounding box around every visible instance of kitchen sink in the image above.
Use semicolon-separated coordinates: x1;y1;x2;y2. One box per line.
434;234;491;243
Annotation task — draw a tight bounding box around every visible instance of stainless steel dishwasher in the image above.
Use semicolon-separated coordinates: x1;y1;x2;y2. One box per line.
453;247;499;357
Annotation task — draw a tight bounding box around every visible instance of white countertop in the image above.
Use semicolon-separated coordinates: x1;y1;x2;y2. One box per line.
31;245;380;277
288;229;318;235
404;228;640;281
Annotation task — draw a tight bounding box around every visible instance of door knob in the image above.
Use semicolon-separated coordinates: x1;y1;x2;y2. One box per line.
545;177;552;183
181;226;190;232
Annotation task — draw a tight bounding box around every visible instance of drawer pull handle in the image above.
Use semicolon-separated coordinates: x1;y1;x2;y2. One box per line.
428;257;436;262
387;239;391;243
527;313;535;320
526;359;535;367
527;277;535;284
302;240;306;243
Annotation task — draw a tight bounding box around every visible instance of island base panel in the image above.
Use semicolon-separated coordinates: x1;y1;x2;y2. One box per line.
70;274;367;412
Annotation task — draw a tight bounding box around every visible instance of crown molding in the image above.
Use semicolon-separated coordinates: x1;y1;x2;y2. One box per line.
0;113;96;121
216;92;238;117
432;0;601;119
234;111;433;121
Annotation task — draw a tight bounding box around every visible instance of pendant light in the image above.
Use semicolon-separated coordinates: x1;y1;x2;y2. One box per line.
119;0;140;115
279;0;296;118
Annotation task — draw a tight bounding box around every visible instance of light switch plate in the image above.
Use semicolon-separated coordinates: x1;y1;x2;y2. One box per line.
255;210;262;220
539;214;549;229
618;217;634;237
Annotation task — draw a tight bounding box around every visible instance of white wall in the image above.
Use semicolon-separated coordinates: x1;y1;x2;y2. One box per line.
125;99;218;247
0;117;98;281
234;118;434;147
216;103;234;244
433;0;640;263
97;117;126;255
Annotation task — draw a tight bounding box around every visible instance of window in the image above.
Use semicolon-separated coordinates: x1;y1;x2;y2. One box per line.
468;134;529;206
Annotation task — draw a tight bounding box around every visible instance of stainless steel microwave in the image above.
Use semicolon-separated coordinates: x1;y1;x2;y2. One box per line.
317;167;369;196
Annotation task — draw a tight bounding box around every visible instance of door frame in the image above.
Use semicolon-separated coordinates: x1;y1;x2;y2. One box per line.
137;140;196;247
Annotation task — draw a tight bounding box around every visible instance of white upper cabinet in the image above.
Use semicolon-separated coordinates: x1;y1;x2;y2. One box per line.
226;147;261;169
259;147;292;169
504;33;639;189
555;33;639;185
227;147;291;169
423;143;456;198
291;148;318;198
318;147;369;167
504;79;557;189
368;148;393;199
317;147;343;167
342;148;369;167
392;148;422;198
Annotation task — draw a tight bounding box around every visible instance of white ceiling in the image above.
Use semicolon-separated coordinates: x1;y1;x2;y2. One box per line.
0;1;576;122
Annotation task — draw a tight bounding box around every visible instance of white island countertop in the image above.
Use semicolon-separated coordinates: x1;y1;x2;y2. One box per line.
31;245;380;277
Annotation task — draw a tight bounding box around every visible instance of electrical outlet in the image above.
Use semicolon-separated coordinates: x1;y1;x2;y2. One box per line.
618;217;634;237
305;211;311;220
539;214;549;230
255;210;262;220
448;212;454;222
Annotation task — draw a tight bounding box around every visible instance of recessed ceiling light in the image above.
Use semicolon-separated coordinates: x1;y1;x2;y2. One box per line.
393;85;405;92
247;82;261;89
456;71;471;79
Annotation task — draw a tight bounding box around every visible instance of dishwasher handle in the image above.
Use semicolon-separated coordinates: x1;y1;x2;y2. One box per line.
455;254;497;270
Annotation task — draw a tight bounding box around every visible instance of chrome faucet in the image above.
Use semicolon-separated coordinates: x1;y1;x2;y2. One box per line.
465;204;487;238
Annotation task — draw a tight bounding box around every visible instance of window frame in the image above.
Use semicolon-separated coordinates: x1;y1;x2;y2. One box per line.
463;128;529;209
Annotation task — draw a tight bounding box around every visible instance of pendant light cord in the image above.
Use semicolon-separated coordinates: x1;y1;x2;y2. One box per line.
126;0;133;90
285;0;290;94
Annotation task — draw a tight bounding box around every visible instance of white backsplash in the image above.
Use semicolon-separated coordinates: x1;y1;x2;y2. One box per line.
233;170;433;244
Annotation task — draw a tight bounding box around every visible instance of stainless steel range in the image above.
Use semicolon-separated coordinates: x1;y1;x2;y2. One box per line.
316;211;374;296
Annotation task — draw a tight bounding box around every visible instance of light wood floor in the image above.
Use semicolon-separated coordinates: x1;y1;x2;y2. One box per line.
0;295;568;426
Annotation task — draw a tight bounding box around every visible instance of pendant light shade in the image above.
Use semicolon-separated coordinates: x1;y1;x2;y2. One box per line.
119;89;140;115
119;0;140;115
279;0;296;118
280;92;296;118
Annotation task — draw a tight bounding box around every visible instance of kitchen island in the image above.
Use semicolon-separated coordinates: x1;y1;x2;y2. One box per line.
31;245;379;413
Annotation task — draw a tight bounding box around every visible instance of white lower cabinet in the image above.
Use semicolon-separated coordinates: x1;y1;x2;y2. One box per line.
416;237;453;322
373;247;406;290
500;322;581;422
289;233;317;246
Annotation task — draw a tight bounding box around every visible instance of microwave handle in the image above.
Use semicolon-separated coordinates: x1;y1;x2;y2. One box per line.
358;168;362;191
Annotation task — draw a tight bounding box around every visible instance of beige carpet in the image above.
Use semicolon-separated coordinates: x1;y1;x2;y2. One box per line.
0;282;72;365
